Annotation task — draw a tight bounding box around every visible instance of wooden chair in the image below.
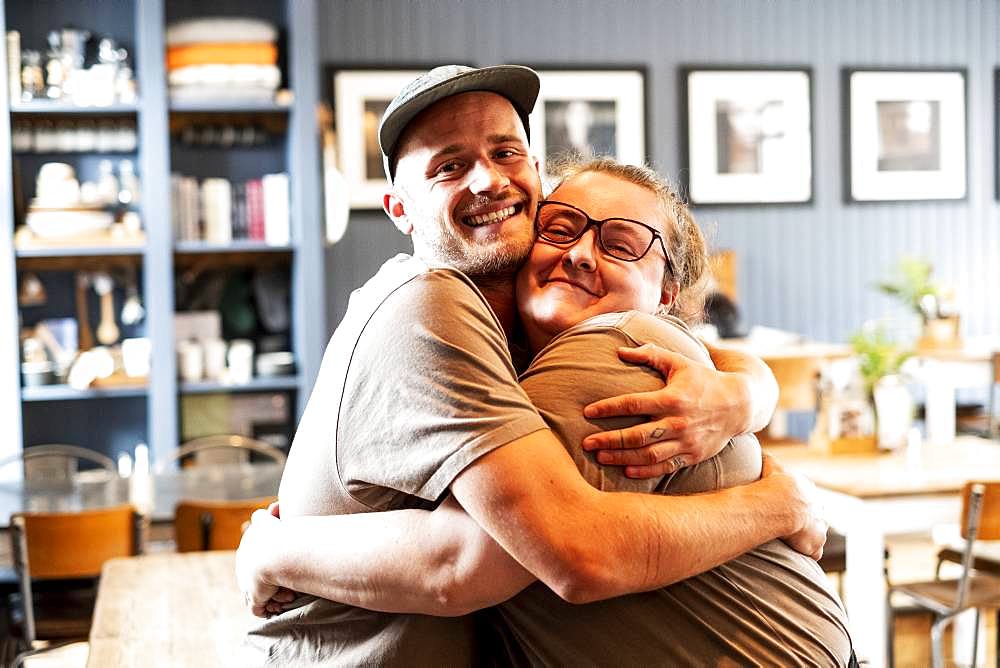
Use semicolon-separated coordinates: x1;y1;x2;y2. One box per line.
888;482;1000;668
9;505;142;653
989;351;1000;438
174;497;275;552
158;435;286;471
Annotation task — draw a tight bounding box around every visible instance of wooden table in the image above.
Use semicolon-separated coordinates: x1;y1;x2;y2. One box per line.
88;551;253;668
767;436;1000;667
0;463;283;528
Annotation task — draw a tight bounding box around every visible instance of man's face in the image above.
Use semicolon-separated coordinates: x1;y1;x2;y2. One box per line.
388;92;542;277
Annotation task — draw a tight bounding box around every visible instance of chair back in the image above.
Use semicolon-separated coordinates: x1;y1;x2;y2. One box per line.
10;505;141;579
0;444;117;482
160;435;286;472
174;497;274;552
960;481;1000;542
10;504;142;644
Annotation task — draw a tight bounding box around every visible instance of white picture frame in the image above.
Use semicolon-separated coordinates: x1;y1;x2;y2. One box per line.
331;69;426;209
846;69;966;202
528;69;646;188
684;68;813;205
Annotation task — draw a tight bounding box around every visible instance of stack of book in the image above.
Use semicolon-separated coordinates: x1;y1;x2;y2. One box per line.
171;173;289;245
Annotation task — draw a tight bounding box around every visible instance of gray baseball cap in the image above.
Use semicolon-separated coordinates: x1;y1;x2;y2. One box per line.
378;64;540;182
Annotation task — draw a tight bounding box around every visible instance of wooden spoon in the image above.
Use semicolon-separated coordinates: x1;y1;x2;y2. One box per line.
75;272;94;351
93;273;120;345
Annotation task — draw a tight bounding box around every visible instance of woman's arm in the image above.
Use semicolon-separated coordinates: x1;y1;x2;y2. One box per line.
581;342;779;477
235;496;534;617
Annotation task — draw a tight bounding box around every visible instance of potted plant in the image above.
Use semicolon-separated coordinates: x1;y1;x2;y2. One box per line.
877;257;960;349
849;325;914;450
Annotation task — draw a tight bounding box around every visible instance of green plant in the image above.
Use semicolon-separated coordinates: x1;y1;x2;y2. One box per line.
849;326;912;396
876;257;940;320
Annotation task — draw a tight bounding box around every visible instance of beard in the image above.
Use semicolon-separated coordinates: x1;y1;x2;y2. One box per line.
411;201;535;279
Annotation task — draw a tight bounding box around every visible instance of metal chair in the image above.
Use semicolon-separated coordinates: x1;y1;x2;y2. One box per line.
158;434;286;471
173;497;275;552
0;444;116;482
9;505;142;661
888;482;1000;668
989;351;1000;438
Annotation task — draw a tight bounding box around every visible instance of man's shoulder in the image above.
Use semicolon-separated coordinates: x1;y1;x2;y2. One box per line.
356;253;486;311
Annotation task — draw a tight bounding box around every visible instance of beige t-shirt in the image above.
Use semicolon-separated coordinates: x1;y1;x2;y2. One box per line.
242;254;547;667
489;311;853;667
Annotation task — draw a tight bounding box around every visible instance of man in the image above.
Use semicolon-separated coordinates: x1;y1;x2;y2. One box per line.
241;65;824;665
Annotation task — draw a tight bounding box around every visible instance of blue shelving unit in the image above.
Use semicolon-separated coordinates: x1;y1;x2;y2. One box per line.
1;0;324;469
179;376;300;395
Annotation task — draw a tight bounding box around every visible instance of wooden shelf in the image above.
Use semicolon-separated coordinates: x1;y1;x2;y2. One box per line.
179;376;300;395
21;384;148;402
10;101;139;115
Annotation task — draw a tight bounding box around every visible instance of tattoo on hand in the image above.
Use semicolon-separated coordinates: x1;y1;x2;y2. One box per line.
651;428;665;439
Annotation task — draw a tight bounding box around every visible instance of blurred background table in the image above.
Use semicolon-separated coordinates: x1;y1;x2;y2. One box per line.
767;435;1000;667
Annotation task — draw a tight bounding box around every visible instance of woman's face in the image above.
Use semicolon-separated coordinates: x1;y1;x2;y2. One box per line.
516;171;674;345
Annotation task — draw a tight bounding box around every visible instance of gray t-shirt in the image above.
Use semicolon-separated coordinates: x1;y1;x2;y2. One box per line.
242;254;547;666
489;311;853;667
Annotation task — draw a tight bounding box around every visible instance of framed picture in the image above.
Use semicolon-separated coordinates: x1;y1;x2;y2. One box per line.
845;68;966;202
528;68;647;184
328;67;429;209
681;67;813;205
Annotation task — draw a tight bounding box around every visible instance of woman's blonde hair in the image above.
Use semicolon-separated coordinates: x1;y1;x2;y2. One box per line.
548;156;708;324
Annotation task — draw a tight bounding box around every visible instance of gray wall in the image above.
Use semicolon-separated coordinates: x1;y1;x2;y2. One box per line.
320;0;1000;343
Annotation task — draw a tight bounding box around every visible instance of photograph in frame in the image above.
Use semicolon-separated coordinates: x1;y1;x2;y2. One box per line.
329;68;428;209
845;68;966;202
683;67;813;205
528;69;647;186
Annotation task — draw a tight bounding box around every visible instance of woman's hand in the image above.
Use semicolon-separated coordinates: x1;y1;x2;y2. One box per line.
760;453;827;560
581;344;756;478
235;503;298;618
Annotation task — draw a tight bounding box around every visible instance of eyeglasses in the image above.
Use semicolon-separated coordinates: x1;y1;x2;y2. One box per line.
535;200;673;274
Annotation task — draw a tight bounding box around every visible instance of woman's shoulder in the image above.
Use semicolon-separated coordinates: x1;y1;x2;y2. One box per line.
554;311;713;367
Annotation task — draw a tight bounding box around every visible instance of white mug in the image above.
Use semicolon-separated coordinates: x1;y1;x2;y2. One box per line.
227;339;254;384
176;339;204;382
202;338;227;381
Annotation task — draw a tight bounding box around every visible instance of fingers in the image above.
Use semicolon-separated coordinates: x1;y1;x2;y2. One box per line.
622;458;689;479
584;389;671;420
582;420;683;451
594;441;685;468
615;345;689;377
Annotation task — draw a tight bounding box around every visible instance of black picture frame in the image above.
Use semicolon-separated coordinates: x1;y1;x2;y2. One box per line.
843;67;967;203
679;65;814;206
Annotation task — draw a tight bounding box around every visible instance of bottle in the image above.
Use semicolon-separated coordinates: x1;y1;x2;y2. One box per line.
96;159;118;206
118;159;140;206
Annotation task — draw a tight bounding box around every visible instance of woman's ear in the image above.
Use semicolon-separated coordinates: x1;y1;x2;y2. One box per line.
660;283;679;311
383;191;412;235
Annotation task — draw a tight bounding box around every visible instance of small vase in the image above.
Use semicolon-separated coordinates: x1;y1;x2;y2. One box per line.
873;374;914;450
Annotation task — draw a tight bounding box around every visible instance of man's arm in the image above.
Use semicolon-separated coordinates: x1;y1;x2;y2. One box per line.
238;452;822;616
450;431;818;604
581;343;779;477
236;496;534;617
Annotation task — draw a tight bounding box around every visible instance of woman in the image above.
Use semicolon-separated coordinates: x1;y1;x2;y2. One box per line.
239;158;853;666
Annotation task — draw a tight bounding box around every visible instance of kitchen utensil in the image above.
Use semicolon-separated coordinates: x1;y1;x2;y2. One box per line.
93;272;120;345
120;266;145;326
17;272;46;307
75;272;94;351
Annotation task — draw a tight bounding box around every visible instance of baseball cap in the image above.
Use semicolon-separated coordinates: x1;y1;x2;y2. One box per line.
378;64;540;182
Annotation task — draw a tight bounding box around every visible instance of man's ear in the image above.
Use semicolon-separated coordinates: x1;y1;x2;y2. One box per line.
383;191;413;235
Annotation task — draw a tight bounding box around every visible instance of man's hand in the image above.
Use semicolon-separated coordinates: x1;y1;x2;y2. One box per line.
760;453;827;561
582;344;753;478
235;506;298;617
